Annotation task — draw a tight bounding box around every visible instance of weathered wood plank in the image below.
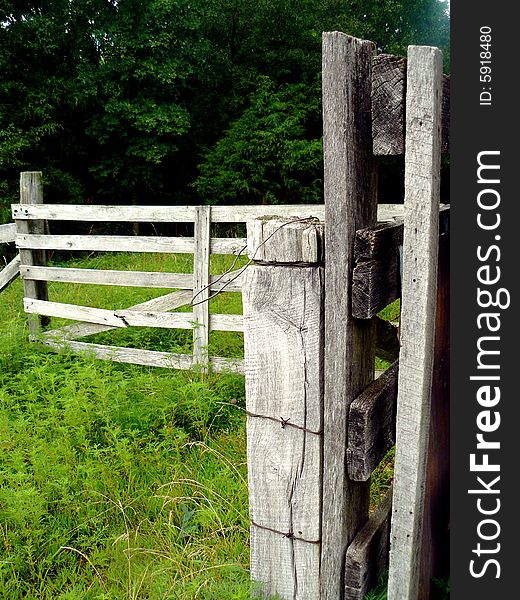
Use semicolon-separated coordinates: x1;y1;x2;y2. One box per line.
0;255;21;292
419;232;450;593
41;290;195;341
345;487;393;600
18;172;49;334
387;45;442;600
355;205;448;261
352;258;400;319
0;223;17;243
353;206;449;318
12;203;405;224
321;32;377;600
347;361;399;482
16;234;247;255
372;54;407;155
247;218;323;264
243;263;323;599
17;233;195;253
21;265;245;292
25;298;243;332
13;204;196;223
372;54;450;155
355;221;404;262
36;337;244;373
192;206;211;367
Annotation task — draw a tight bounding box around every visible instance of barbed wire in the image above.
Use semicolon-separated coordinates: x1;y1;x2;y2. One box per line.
190;216;321;308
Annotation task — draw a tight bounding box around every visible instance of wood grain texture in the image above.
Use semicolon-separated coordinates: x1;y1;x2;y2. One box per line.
242;264;323;599
247;218;323;264
0;255;20;292
352;206;449;318
12;203;405;224
26;300;243;332
41;290;195;341
18;172;49;334
36;338;244;373
419;232;450;593
352;258;400;319
387;45;442;600
345;487;393;600
347;361;398;482
372;54;406;155
192;206;211;367
21;265;245;292
321;32;377;600
353;220;403;318
0;223;16;243
16;233;246;255
371;54;450;155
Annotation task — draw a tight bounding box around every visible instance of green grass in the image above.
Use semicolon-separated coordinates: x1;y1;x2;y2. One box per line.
0;252;398;598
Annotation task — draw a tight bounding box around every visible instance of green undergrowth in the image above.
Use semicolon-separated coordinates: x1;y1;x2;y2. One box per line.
0;253;397;598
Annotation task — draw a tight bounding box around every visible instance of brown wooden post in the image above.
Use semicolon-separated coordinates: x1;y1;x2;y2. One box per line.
321;32;378;600
17;171;49;334
242;218;324;599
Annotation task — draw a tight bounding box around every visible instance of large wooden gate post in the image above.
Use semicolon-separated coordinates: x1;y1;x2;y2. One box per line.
242;217;324;599
321;33;378;600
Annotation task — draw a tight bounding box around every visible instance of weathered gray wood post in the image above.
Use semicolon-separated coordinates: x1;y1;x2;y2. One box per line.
321;33;378;600
387;45;443;600
242;217;324;599
16;171;49;334
193;205;211;369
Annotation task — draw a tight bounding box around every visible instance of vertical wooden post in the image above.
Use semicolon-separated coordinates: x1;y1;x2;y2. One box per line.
193;205;211;369
419;228;450;593
321;32;378;600
243;218;324;599
18;171;49;335
387;45;442;600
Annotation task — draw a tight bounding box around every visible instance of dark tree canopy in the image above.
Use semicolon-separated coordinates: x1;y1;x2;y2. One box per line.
0;0;449;219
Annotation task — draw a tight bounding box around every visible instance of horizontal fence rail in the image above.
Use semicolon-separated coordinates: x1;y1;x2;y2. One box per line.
0;223;17;243
0;222;20;292
12;203;404;223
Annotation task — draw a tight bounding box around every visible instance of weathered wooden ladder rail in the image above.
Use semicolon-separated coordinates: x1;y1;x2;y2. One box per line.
242;33;449;600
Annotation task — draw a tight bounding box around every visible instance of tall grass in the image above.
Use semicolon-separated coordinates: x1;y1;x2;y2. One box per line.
0;252;395;598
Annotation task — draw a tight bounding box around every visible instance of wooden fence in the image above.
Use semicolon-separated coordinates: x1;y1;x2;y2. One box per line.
241;34;450;600
0;223;19;292
9;33;449;600
12;173;404;374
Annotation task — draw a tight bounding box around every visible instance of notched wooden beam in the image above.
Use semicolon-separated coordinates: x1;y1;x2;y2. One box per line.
353;206;449;318
372;54;450;155
347;360;398;481
345;486;393;600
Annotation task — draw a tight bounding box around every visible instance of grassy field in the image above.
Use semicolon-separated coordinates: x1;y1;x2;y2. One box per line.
0;251;395;599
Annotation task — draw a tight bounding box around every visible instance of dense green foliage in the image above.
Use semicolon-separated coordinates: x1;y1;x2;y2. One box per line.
0;0;449;218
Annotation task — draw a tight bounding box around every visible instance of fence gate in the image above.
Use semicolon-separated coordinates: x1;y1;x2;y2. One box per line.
242;32;449;600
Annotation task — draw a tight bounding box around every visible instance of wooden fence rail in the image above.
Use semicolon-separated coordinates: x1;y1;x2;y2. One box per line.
0;223;20;293
13;182;404;374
